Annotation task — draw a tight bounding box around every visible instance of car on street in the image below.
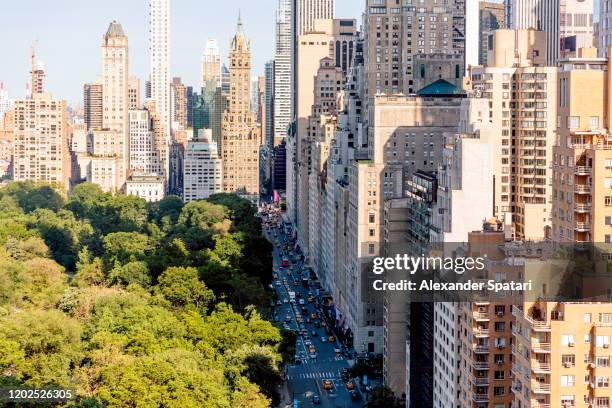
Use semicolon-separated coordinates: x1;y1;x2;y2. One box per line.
323;380;333;390
304;339;312;346
299;299;305;305
311;330;317;337
283;299;289;304
285;315;291;322
309;352;317;359
314;321;321;328
328;335;336;342
310;313;317;320
320;336;327;343
312;395;321;405
346;380;355;390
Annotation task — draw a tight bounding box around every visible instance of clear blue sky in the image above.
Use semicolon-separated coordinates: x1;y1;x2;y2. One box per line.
0;0;360;106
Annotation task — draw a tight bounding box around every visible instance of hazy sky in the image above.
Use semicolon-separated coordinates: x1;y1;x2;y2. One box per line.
0;0;360;106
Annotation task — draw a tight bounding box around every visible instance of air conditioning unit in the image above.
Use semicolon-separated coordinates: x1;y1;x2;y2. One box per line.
496;311;504;317
563;362;572;368
568;342;575;347
496;361;503;365
604;343;610;349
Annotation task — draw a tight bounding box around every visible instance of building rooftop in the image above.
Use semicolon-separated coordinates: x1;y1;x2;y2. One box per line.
106;20;125;38
416;79;466;97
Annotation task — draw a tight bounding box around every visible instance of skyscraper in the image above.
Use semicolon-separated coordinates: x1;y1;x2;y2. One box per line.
509;0;560;65
559;0;594;57
149;0;171;178
221;64;230;94
101;21;129;191
264;60;275;148
30;44;45;96
84;82;103;131
201;38;221;88
221;14;260;201
274;0;292;147
183;129;223;201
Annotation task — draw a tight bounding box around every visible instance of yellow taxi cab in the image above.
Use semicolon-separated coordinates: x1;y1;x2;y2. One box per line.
323;379;333;390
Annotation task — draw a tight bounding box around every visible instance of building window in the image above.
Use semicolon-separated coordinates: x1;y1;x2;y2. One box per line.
368;244;375;254
369;213;375;223
562;354;575;366
561;375;575;387
568;116;580;129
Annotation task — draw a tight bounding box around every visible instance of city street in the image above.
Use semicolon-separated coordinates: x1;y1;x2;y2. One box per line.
261;208;365;408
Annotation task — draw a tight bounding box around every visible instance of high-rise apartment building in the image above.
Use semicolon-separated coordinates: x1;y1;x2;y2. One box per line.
183;129;223;201
274;0;292;147
84;82;103;131
509;0;560;65
101;21;129;191
171;77;187;129
193;81;227;148
220;16;260;201
479;1;506;66
553;47;612;243
149;0;171;178
12;93;69;189
201;38;221;88
128;76;140;110
362;0;466;98
30;46;45;96
306;57;343;287
470;29;556;240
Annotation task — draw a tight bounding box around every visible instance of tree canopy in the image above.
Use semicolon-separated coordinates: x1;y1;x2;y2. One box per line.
0;182;280;407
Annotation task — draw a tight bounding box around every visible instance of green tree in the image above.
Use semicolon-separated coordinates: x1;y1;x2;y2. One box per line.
157;267;214;312
102;232;152;270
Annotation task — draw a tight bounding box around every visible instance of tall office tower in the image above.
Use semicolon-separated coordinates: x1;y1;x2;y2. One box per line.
183;129;223;201
13;93;69;189
30;45;45;96
560;0;594;58
251;77;260;118
306;57;343;286
553;47;612;243
221;64;230;94
470;29;556;240
363;0;465;100
149;0;171;178
274;0;292;148
294;0;335;36
101;21;129;191
264;60;275;148
186;86;195;127
220;15;260;201
193;81;227;147
128;76;141;110
479;1;506;66
83;82;102;131
128;109;161;175
257;75;266;145
509;0;560;65
201;38;221;88
171;77;187;129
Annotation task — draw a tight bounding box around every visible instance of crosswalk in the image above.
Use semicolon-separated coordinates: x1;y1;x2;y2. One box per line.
294;356;344;364
287;371;336;380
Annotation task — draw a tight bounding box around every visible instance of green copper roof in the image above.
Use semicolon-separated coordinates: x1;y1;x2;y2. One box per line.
106;21;125;37
416;79;465;96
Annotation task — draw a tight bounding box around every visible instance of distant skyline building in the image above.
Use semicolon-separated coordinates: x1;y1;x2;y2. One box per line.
0;84;12;126
201;38;221;88
264;60;275;148
101;21;129;191
274;0;292;147
127;76;140;110
183;129;223;201
13;93;70;189
171;77;188;129
128;109;161;175
221;64;230;94
294;0;335;36
149;0;171;179
221;15;260;201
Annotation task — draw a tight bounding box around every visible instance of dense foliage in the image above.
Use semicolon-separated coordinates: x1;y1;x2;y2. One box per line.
0;181;283;407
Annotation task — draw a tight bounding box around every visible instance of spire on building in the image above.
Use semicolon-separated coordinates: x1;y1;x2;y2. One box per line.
237;10;243;33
